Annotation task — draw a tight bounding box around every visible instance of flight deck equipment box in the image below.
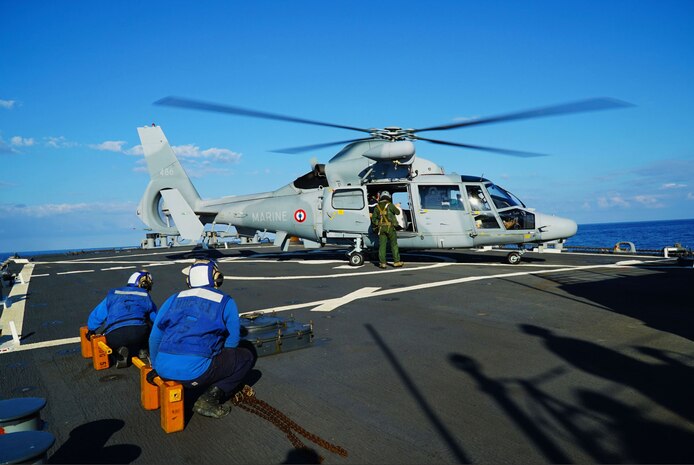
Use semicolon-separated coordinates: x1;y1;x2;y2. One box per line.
240;313;313;357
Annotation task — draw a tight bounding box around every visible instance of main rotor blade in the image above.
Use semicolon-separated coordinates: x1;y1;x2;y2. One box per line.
155;96;372;134
414;136;548;158
414;97;634;133
272;138;375;154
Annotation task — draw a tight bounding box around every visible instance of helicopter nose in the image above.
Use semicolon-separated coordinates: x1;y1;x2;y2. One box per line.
536;214;578;240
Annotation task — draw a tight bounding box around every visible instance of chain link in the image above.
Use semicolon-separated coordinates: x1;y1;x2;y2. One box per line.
232;385;348;460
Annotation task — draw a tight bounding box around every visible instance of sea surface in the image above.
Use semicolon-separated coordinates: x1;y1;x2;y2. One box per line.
1;218;693;263
565;218;694;251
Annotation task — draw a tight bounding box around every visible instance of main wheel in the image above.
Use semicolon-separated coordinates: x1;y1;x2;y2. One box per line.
348;252;364;267
507;251;522;265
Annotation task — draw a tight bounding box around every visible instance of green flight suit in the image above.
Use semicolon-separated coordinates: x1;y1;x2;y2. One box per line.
371;200;401;265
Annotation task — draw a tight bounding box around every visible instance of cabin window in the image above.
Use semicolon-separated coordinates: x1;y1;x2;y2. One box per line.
332;189;365;210
419;185;465;210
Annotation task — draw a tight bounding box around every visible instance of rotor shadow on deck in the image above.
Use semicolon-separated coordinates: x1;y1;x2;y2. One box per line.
449;348;694;463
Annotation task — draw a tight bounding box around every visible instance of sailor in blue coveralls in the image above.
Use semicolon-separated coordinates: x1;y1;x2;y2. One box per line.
86;271;157;368
149;259;255;419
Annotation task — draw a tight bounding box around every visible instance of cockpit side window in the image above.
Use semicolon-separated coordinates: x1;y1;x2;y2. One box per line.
466;185;492;211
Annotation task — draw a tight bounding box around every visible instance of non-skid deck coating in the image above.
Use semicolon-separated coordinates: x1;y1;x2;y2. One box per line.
1;245;693;464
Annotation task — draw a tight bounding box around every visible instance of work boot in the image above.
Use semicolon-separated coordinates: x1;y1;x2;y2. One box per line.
393;261;404;268
193;386;231;419
137;348;151;365
379;263;387;269
115;346;129;369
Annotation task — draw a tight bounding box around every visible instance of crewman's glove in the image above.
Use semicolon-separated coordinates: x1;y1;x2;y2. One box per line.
85;329;95;340
146;369;160;386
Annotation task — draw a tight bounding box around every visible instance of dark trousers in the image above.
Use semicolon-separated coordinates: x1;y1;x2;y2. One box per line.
182;347;255;396
105;324;150;357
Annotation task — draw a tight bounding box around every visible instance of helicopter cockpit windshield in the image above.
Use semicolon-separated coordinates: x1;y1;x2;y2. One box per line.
484;183;535;230
485;183;525;209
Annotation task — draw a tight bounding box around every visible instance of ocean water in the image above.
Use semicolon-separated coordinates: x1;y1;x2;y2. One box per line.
1;218;692;263
0;247;137;264
566;218;694;251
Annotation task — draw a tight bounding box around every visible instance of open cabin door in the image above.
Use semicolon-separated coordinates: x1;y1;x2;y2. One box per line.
322;186;370;235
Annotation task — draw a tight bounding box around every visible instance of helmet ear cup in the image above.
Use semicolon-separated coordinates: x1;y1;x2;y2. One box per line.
139;272;153;291
213;268;224;288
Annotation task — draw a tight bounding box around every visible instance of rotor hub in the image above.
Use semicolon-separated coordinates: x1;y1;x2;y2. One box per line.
370;127;415;142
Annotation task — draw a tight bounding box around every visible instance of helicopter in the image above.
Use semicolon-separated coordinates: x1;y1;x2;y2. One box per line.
137;96;631;266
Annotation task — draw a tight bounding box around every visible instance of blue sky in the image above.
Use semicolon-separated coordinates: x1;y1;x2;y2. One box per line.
1;0;693;253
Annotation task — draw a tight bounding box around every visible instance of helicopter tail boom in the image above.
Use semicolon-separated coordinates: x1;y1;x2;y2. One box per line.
136;125;204;239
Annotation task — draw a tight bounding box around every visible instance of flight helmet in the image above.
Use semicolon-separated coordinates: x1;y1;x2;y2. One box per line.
186;259;224;288
127;271;153;291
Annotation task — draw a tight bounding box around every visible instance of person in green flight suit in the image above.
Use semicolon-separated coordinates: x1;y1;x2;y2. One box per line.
371;191;404;269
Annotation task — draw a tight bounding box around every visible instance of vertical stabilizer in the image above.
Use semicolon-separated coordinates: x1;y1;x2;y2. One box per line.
137;125;204;238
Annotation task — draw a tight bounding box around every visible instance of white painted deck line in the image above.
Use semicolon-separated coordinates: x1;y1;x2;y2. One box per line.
0;262;35;350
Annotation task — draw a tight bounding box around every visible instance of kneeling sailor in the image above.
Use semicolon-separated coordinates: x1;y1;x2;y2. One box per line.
149;259;255;419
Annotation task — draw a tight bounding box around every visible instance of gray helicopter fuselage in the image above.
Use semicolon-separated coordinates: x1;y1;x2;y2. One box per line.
204;140;576;250
137;126;577;255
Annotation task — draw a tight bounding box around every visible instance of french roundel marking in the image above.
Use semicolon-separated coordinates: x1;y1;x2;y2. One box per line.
294;209;307;222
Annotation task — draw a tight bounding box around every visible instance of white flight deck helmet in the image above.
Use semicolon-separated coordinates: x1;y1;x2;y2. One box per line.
379;191;391;200
183;259;224;288
127;271;153;291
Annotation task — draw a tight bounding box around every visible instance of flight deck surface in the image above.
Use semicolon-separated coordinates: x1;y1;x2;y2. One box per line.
1;245;693;463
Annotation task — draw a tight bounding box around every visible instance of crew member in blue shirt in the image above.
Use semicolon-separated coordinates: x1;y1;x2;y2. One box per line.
149;259;255;419
87;270;157;368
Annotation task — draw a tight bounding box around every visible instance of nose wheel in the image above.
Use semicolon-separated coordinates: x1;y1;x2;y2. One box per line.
347;252;365;267
506;250;524;265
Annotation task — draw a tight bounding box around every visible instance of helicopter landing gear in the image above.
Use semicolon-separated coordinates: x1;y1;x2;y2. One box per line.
506;249;525;265
348;252;365;267
347;237;365;266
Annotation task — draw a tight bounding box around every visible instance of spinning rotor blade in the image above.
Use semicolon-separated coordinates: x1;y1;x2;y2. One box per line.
272;138;375;154
414;136;547;158
414;97;633;133
155;96;372;134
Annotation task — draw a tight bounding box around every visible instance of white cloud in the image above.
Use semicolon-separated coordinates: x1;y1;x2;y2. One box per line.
125;145;144;156
90;140;127;152
0;99;16;109
0;201;135;218
687;192;694;200
10;136;35;147
597;195;630;208
172;144;241;163
45;136;77;148
633;195;664;208
661;182;687;190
